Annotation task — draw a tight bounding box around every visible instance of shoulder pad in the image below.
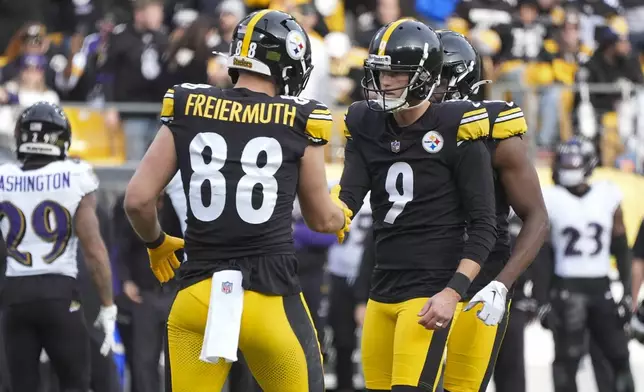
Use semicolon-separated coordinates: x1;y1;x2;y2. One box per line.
441;100;490;142
484;100;528;139
160;86;177;125
289;96;333;145
342;101;368;140
68;159;99;195
161;83;217;126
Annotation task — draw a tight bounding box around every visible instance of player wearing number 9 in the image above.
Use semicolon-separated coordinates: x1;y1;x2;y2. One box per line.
124;9;349;392
0;102;117;392
535;138;635;392
337;19;498;391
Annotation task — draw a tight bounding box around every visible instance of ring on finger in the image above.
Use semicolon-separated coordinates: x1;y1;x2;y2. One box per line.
435;321;444;328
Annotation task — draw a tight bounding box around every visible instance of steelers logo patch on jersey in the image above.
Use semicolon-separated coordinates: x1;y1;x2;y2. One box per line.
286;30;306;60
422;131;444;153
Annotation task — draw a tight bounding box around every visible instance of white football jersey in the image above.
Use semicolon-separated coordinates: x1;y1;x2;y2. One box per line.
327;200;372;281
0;159;99;278
543;181;622;278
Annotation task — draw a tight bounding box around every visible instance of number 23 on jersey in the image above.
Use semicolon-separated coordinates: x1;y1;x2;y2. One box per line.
189;132;283;225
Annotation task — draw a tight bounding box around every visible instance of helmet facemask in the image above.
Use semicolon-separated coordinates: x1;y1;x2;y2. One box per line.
361;43;441;113
442;59;491;101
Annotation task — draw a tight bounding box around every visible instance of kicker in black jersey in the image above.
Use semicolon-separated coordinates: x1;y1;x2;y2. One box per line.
338;99;497;301
161;83;332;282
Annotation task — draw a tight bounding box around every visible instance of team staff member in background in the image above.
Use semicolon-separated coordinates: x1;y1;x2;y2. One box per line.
433;31;549;392
339;19;497;391
0;102;116;392
124;10;351;392
537;139;634;392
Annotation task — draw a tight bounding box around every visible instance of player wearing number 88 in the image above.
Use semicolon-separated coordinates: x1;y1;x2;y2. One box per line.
124;9;351;392
0;102;117;392
537;138;635;392
337;19;498;391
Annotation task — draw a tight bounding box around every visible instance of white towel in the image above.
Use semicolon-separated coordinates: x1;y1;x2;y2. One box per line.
199;270;244;364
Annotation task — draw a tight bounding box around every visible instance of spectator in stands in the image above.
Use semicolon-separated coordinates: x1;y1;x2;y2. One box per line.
624;0;644;56
0;22;56;87
100;0;168;161
209;0;245;88
0;54;60;149
491;0;546;109
574;25;643;164
293;2;331;104
354;0;400;49
164;14;218;86
536;14;588;148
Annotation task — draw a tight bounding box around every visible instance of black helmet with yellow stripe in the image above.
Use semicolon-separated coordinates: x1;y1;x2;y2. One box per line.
361;18;443;112
226;9;313;97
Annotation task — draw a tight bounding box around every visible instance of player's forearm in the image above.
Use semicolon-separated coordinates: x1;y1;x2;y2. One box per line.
124;195;162;243
495;208;549;288
83;248;114;307
633;260;644;303
445;259;481;300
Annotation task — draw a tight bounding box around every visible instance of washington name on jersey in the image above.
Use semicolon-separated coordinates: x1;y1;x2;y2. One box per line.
0;160;99;278
161;83;333;284
543;181;622;278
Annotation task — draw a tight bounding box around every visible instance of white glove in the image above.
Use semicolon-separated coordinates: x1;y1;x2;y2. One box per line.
464;281;508;326
94;305;118;356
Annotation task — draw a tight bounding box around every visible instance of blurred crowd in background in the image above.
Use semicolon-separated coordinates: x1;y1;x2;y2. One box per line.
1;0;644;171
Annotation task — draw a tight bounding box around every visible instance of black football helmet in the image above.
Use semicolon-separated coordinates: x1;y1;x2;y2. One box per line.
436;30;490;101
362;18;443;112
15;101;71;161
225;9;313;97
552;136;597;187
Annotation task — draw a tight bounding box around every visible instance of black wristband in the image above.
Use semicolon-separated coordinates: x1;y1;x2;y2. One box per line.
446;272;471;299
145;232;166;249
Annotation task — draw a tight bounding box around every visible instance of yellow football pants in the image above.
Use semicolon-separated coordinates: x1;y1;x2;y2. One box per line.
166;278;324;392
443;301;511;392
361;297;464;391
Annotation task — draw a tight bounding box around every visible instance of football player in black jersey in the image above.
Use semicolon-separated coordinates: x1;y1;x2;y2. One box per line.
338;19;498;391
123;10;352;392
433;30;549;392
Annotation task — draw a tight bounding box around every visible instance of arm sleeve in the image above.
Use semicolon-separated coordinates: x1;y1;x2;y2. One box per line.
354;227;375;303
338;109;371;217
611;234;632;294
532;241;555;305
111;195;133;283
633;219;644;260
452;141;497;264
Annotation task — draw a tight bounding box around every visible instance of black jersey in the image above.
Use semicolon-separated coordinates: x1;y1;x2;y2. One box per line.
160;84;333;289
339;100;497;301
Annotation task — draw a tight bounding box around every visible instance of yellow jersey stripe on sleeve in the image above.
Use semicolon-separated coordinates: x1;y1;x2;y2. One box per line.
241;10;271;57
312;108;332;115
306;116;332;145
492;116;528;139
461;107;487;120
498;107;522;119
457;118;490;141
160;89;175;124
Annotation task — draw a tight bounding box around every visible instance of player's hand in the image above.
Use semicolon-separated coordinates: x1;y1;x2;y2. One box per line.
123;280;143;304
330;185;353;244
147;233;183;283
464;280;508;326
418;288;460;330
94;305;118;356
354;303;367;327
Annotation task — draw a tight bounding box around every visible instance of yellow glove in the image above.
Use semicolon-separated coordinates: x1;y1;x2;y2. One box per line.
330;185;353;244
146;233;184;283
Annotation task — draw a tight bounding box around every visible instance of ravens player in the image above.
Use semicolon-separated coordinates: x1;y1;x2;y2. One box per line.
434;30;549;392
338;19;498;391
538;139;634;392
0;102;116;392
123;10;351;392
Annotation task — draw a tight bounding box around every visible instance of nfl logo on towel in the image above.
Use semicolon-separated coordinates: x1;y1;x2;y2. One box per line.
221;281;233;294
